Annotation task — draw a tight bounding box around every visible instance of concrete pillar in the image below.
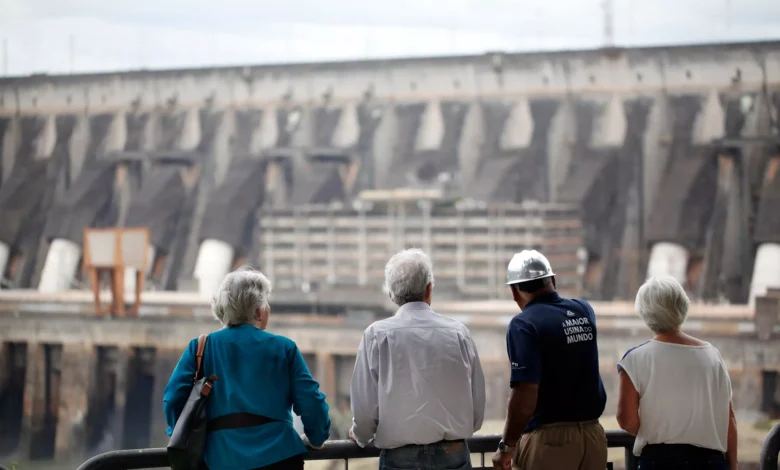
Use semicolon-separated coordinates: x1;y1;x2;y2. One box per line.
142;112;161;153
592;94;627;148
316;352;336;402
22;343;63;460
265;160;289;208
38;239;82;292
0;342;27;457
193;239;234;297
500;98;533;149
333;102;359;148
105;112;128;154
212;109;236;186
179;108;202;152
122;347;157;449
458;101;484;186
254;105;279;152
693;89;725;145
149;348;181;447
111;347;130;450
291;106;313;148
0;241;9;280
372;104;398;189
19;342;40;460
415;101;444;152
54;343;94;462
36;114;57;160
754;295;779;342
547;99;575;200
68;114;91;183
642;94;670;225
1;116;20;184
646;242;689;285
749;243;780;305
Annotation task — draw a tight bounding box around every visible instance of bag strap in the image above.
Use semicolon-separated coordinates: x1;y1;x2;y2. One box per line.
194;334;208;382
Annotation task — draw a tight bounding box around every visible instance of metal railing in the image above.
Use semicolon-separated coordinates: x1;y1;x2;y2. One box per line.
75;432;637;470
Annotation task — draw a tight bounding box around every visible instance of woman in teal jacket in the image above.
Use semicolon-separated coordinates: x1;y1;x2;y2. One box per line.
164;267;331;470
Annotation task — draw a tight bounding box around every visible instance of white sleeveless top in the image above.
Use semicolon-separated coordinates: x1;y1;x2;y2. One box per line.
617;340;732;456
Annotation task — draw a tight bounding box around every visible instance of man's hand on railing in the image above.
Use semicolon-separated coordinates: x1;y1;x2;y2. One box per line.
348;428;356;441
492;448;516;470
300;434;325;450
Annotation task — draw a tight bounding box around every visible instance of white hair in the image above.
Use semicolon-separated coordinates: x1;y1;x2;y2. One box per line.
211;266;272;327
384;248;435;306
634;275;690;333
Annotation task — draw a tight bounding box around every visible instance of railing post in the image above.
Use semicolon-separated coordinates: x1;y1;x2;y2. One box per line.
624;446;638;470
760;422;780;470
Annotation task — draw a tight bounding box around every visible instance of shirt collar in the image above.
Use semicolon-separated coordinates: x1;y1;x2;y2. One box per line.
395;301;434;316
525;291;562;308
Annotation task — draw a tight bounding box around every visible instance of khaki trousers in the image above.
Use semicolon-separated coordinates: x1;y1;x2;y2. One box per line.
514;420;608;470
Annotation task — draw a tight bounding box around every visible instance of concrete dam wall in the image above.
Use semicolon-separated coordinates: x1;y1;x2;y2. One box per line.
0;291;778;464
1;40;780;303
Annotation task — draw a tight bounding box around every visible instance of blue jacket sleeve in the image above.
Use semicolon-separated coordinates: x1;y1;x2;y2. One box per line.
163;338;198;436
288;344;331;446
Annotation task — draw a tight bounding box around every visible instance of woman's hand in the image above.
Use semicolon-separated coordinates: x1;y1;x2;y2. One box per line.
300;434;325;450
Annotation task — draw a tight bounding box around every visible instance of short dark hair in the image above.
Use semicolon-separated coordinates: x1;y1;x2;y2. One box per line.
511;276;553;294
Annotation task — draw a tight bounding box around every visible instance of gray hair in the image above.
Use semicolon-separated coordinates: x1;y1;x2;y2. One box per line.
384;248;434;306
211;266;272;327
634;275;690;333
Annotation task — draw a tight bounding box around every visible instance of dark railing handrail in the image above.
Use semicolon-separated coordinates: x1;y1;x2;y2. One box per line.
75;432;637;470
760;422;780;470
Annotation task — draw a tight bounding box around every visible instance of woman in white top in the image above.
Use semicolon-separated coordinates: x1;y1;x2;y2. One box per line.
616;276;738;470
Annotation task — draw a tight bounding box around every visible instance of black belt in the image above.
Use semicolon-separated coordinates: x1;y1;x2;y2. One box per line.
641;443;725;460
207;412;279;433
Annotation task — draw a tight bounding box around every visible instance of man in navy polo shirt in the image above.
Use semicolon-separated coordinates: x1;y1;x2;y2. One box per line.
492;250;607;470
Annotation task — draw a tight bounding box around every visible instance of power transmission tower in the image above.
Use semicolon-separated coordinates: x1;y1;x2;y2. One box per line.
69;34;75;73
2;38;7;76
602;0;614;47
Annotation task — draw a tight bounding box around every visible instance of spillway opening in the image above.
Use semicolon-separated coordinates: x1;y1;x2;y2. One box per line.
85;346;118;454
29;343;62;461
122;347;156;449
0;342;27;457
762;370;780;419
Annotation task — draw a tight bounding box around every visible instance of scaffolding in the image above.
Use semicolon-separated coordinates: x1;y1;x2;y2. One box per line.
258;199;585;299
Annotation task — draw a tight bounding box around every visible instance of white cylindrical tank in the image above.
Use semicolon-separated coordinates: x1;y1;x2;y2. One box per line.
0;242;10;281
194;239;235;297
646;242;689;285
749;243;780;305
38;239;82;292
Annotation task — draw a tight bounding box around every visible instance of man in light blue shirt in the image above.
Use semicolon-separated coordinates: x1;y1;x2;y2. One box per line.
350;249;486;470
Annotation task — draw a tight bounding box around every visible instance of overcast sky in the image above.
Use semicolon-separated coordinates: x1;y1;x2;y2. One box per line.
2;0;780;75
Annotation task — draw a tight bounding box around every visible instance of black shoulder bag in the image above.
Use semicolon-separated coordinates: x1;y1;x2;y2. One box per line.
167;334;218;470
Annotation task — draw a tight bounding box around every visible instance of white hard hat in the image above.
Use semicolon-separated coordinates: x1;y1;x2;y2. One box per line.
506;250;555;285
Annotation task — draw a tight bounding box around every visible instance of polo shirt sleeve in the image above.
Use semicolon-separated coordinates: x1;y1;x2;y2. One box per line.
506;316;541;387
